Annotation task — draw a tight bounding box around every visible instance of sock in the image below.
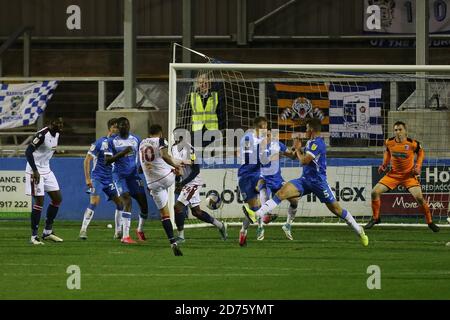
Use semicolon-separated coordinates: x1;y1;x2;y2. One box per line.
258;189;269;227
161;217;176;244
178;229;185;239
121;212;131;237
341;209;362;235
31;204;43;237
287;204;297;225
81;206;95;232
137;215;146;232
372;199;381;220
256;198;280;218
175;211;186;232
257;216;263;228
115;209;123;233
44;202;60;232
259;187;269;206
240;217;251;233
419;202;433;224
211;217;224;230
195;210;215;224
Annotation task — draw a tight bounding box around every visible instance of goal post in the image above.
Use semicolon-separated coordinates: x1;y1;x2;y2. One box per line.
168;62;450;228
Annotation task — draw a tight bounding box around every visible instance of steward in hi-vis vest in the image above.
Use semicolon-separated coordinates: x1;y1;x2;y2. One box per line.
190;73;219;132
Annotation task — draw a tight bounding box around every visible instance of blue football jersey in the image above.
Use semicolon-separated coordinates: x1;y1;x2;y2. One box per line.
89;136;113;183
238;131;263;178
261;141;286;180
108;133;141;178
301;137;327;181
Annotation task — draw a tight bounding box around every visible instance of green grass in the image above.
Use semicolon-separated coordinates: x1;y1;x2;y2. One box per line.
1;220;450;300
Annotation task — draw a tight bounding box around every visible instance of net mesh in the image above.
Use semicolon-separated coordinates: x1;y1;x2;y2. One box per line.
173;60;450;227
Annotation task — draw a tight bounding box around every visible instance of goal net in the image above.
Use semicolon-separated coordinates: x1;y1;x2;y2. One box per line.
169;58;450;229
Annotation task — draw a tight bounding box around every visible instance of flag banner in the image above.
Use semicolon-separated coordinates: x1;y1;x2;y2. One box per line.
273;83;330;141
0;81;58;129
364;0;450;34
329;83;384;146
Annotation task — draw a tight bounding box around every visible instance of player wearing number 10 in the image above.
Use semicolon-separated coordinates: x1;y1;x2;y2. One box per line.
243;118;369;247
139;124;189;256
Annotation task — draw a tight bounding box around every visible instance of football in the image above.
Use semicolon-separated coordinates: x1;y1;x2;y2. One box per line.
206;191;222;210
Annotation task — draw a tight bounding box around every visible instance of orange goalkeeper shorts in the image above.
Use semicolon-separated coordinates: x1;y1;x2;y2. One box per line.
378;174;420;190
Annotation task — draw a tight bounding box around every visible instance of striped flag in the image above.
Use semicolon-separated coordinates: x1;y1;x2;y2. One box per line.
0;81;58;129
329;83;383;144
273;83;329;141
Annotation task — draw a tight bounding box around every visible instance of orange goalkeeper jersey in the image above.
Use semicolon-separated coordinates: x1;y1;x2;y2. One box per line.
383;137;424;178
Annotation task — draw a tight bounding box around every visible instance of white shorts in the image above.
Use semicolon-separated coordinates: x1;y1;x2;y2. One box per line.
176;184;201;208
150;188;169;210
147;171;176;191
25;171;60;196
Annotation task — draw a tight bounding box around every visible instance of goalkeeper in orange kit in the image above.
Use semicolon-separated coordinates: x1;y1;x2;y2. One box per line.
365;121;439;232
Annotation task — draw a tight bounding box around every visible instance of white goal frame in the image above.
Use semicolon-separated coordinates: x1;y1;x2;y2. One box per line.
168;63;450;228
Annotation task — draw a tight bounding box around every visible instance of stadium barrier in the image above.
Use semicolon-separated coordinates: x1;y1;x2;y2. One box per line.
1;157;449;221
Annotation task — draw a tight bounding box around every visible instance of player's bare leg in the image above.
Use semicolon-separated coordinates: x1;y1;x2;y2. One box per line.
120;193;135;243
408;186;439;232
42;190;63;242
160;205;182;256
326;201;368;246
365;183;390;229
30;195;45;245
133;192;149;241
80;195;100;240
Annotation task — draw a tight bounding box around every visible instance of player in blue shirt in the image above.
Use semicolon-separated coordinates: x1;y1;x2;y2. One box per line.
106;117;149;244
255;129;298;241
79;118;124;240
244;118;369;247
237;116;268;246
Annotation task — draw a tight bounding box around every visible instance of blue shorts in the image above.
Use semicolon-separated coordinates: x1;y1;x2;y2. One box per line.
114;175;146;197
289;177;336;203
238;173;260;202
262;176;284;195
91;178;119;201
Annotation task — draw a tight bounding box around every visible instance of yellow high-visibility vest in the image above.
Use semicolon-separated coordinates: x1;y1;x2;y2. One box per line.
190;92;219;131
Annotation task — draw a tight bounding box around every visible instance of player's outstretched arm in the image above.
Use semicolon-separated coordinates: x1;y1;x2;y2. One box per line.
83;153;93;188
105;146;132;165
282;149;298;160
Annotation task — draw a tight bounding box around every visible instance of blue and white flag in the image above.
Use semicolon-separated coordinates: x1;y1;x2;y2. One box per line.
329;83;383;141
0;81;58;129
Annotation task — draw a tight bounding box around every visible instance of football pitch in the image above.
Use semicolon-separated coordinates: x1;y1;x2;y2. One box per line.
1;220;450;300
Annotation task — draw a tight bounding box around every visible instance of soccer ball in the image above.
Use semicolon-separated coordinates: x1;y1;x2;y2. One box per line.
206;191;222;210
